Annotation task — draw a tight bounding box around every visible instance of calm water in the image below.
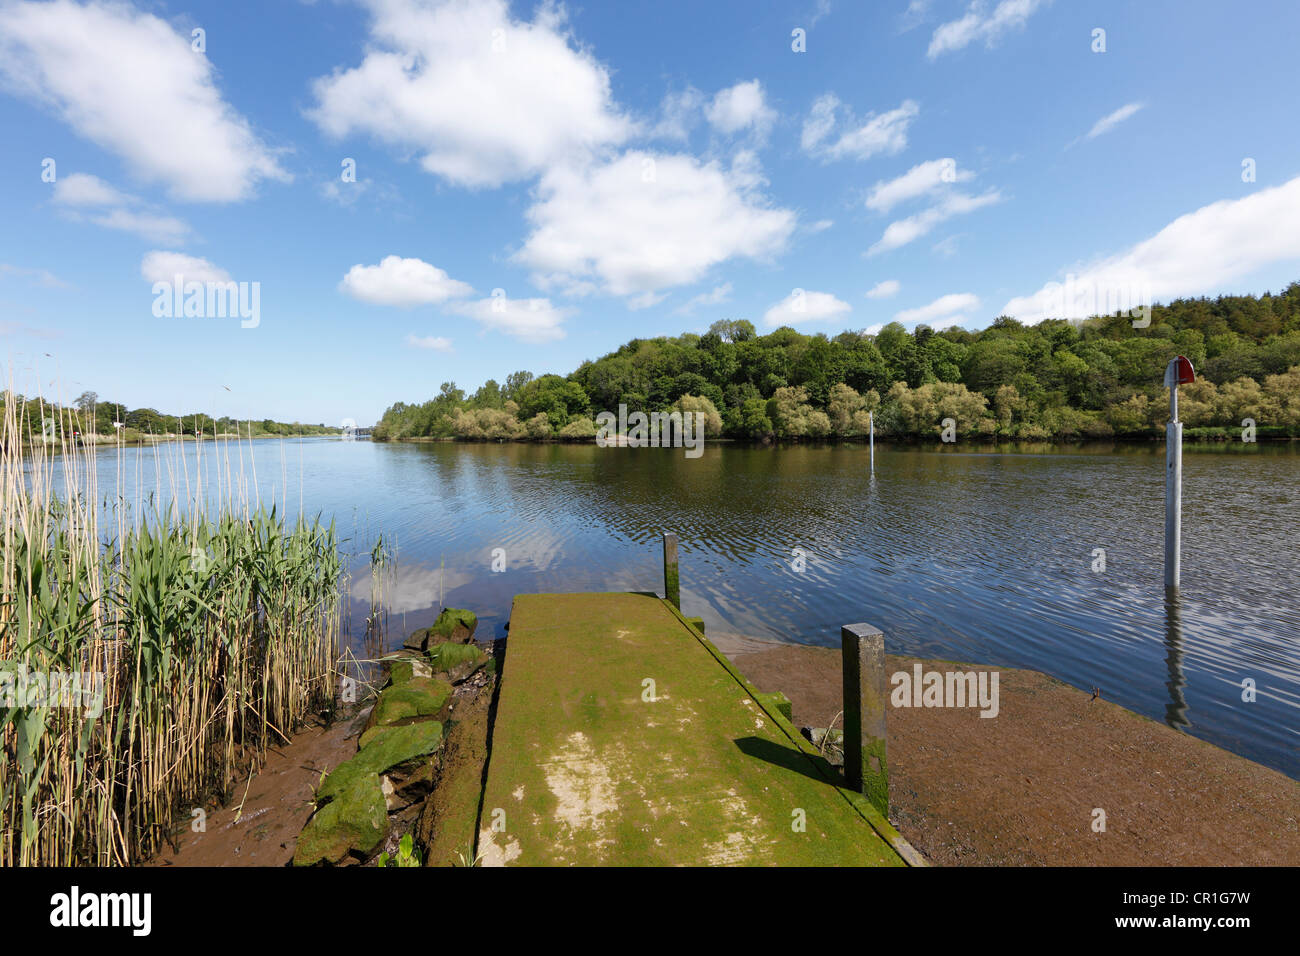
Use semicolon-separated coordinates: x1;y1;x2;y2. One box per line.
68;437;1300;778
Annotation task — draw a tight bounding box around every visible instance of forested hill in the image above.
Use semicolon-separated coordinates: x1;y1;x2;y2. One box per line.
374;283;1300;442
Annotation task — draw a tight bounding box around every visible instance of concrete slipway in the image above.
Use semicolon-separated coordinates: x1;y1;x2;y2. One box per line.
477;591;923;866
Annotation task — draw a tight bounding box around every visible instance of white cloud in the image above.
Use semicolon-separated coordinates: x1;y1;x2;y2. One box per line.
652;87;704;140
802;95;919;161
867;189;1002;255
705;80;776;136
52;172;127;207
899;0;932;32
763;290;852;327
674;282;733;315
90;207;189;244
928;0;1049;59
51;171;190;242
0;0;287;201
627;291;667;311
446;296;570;343
517;150;796;299
0;263;66;288
865;279;901;299
865;158;972;213
1002;174;1300;322
806;219;835;234
894;292;979;325
340;256;473;307
309;0;633;188
406;334;453;351
140;251;230;284
1084;102;1144;140
932;234;963;257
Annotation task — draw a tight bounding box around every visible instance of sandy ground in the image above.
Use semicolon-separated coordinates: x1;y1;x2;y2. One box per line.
716;635;1299;866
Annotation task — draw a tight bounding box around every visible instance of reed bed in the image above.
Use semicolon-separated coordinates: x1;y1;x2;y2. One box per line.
0;384;342;866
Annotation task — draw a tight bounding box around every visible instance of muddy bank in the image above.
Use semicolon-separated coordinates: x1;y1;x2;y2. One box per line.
147;709;367;867
715;635;1300;866
151;608;499;868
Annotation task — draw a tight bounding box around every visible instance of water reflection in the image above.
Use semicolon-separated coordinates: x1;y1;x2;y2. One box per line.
1164;588;1190;730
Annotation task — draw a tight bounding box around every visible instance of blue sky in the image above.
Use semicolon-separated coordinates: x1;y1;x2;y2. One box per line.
2;0;1299;425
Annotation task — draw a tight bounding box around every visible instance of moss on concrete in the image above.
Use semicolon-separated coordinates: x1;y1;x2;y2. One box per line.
477;591;912;866
756;690;793;723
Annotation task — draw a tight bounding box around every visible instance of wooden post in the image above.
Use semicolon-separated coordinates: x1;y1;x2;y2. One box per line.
662;532;680;609
842;623;888;818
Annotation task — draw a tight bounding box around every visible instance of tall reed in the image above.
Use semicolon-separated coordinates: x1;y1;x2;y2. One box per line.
0;380;342;865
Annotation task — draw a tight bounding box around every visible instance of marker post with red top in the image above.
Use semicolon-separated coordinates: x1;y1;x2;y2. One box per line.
1164;355;1195;590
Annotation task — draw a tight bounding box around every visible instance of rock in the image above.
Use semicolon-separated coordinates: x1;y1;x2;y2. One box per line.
800;726;845;767
756;690;793;723
380;775;398;811
293;772;388;866
363;677;452;731
403;608;478;651
382;654;432;686
355;719;445;765
426;642;488;682
318;720;446;813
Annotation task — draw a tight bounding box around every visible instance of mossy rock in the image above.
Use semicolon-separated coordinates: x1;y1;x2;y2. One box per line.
383;655;432;686
356;719;445;763
364;677;452;731
801;727;845;767
403;608;477;651
318;721;445;805
316;756;373;804
756;691;793;723
426;641;488;677
294;772;388;866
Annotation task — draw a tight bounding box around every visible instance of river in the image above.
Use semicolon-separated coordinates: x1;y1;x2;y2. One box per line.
70;436;1300;778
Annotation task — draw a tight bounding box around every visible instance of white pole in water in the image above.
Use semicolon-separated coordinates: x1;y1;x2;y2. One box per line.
1164;356;1194;590
869;411;875;474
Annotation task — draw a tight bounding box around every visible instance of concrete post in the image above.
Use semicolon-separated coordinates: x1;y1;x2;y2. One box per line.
841;622;888;818
662;532;680;609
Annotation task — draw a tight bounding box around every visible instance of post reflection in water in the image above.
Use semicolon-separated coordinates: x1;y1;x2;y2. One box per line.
1163;587;1190;731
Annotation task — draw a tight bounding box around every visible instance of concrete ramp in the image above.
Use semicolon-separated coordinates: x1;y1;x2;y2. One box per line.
478;592;915;866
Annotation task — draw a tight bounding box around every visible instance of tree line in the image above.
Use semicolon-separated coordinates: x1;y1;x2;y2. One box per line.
0;389;340;443
369;281;1300;443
